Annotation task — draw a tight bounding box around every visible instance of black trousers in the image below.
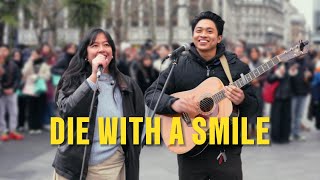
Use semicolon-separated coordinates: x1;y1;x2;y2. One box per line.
178;145;242;180
314;101;320;130
26;94;46;130
17;95;27;128
270;99;291;143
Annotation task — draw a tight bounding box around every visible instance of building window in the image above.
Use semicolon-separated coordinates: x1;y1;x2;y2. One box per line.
131;0;139;27
142;0;150;26
170;0;178;26
156;0;165;26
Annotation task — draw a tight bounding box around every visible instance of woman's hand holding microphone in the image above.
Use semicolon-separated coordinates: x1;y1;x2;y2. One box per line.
88;54;113;83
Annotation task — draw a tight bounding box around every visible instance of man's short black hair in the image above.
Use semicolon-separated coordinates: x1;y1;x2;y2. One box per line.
191;11;225;36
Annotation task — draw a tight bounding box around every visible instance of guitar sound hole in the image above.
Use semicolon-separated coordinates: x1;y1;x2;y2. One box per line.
199;97;214;112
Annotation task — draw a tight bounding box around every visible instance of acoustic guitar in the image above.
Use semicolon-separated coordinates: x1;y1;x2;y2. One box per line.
158;40;310;156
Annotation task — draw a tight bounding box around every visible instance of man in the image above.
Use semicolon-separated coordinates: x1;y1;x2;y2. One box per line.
0;45;24;141
145;11;259;180
290;55;313;141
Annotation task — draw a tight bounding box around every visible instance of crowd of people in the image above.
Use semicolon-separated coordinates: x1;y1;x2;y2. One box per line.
0;31;319;145
232;40;320;143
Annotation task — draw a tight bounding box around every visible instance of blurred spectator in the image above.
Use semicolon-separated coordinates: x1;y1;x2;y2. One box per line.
126;46;140;81
11;49;28;132
234;40;249;64
171;43;181;51
51;43;77;76
153;44;171;72
136;54;159;93
262;50;273;64
261;49;275;117
117;42;131;76
248;47;265;138
22;48;51;134
309;52;320;130
40;43;57;130
41;43;57;65
267;47;294;144
290;56;313;141
12;49;24;69
0;45;24;141
140;39;155;58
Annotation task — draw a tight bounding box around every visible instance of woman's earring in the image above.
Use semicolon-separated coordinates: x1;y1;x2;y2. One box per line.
85;58;88;61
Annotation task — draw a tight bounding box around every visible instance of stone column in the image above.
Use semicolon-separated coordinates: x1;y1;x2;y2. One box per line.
128;0;132;28
198;0;203;12
111;0;115;27
177;0;189;42
165;0;170;28
29;20;34;29
63;8;69;29
177;0;188;27
138;0;143;27
3;23;9;44
18;7;24;29
212;0;219;14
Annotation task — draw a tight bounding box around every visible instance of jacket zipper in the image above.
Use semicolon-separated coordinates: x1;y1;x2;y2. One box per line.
206;66;210;77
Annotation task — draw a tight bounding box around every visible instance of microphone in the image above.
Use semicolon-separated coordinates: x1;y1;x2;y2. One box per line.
110;80;115;86
97;65;103;78
161;43;191;63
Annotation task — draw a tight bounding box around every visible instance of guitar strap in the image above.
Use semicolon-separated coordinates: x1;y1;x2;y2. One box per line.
217;54;233;165
219;55;233;84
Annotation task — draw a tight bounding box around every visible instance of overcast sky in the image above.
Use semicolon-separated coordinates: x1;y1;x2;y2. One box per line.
290;0;314;30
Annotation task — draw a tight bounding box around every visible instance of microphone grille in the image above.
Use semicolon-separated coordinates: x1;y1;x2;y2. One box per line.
110;80;115;86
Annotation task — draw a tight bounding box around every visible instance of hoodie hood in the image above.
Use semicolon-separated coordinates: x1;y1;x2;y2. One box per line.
189;42;226;65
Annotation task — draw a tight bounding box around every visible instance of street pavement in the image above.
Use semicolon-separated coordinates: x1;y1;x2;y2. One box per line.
0;121;319;180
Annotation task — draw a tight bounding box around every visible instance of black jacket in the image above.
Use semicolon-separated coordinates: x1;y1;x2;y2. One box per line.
267;63;293;100
52;73;145;180
136;65;159;94
145;43;259;118
145;43;259;154
51;53;74;76
0;59;21;95
290;58;313;96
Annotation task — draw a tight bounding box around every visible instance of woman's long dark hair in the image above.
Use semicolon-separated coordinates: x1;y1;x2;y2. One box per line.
56;28;120;100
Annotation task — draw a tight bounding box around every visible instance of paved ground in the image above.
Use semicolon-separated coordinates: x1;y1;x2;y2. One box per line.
0;123;319;180
1;96;319;180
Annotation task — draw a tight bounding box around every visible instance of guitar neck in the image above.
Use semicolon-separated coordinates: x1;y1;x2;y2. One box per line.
235;56;281;88
212;55;283;103
211;39;310;104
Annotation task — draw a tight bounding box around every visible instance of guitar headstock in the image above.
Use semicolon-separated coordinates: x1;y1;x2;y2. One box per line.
278;40;310;62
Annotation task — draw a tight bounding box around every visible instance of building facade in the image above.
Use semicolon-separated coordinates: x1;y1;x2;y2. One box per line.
5;0;304;47
313;0;320;44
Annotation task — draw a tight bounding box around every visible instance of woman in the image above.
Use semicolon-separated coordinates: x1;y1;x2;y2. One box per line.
136;54;158;93
52;28;145;180
247;47;265;138
51;43;77;76
12;49;28;131
22;48;51;134
267;47;295;144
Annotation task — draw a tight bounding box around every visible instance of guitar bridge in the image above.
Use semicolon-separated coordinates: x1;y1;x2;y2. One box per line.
182;113;192;127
